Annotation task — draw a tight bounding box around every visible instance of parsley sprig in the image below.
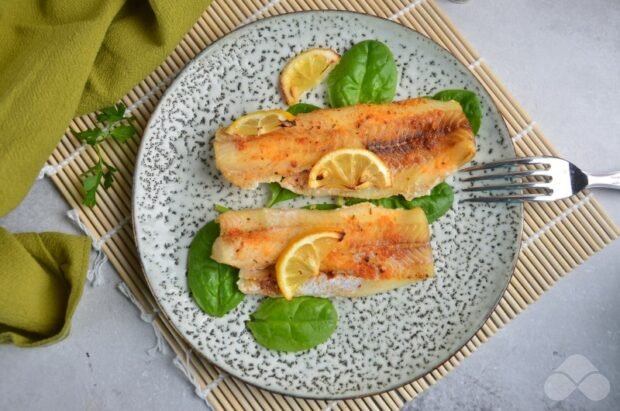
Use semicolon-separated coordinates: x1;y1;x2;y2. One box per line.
75;103;137;207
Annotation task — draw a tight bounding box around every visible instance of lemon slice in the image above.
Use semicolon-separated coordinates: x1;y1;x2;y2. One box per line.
308;148;392;190
279;48;340;105
226;110;295;136
276;231;343;300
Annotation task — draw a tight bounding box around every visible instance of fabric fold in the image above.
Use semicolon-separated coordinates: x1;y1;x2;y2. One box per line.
0;228;91;346
0;0;211;345
0;0;211;215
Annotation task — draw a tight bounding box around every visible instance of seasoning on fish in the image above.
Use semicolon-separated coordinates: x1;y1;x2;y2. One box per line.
211;203;434;297
214;98;476;200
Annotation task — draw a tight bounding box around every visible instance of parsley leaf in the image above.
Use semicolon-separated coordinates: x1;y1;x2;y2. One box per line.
83;171;102;192
76;129;104;145
77;103;137;207
83;188;98;208
102;168;116;189
82;163;103;208
110;125;136;143
97;103;127;123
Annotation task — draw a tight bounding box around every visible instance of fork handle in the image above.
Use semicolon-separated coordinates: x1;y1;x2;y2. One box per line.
587;171;620;189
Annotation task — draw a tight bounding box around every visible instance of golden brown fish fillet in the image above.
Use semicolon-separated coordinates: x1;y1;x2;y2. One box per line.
237;268;418;298
214;98;475;200
211;204;434;297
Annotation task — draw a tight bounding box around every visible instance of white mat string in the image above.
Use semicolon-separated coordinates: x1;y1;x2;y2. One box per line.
116;282;166;356
37;145;87;180
116;282;158;323
512;121;536;143
66;209;128;286
92;216;130;249
241;0;283;25
67;209;106;286
523;193;593;249
173;350;224;410
468;57;485;70
322;400;340;411
125;75;175;115
388;0;424;21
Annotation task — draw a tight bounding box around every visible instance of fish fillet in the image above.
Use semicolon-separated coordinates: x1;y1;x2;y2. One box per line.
211;204;434;297
214;98;476;200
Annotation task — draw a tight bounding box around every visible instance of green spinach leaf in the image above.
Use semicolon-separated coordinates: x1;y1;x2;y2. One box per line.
214;204;230;213
405;182;455;222
345;182;454;223
265;182;300;207
303;203;340;210
188;221;245;317
246;297;338;352
327;40;398;107
287;103;320;115
432;89;482;134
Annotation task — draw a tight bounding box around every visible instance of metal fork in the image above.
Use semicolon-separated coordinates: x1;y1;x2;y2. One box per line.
460;156;620;202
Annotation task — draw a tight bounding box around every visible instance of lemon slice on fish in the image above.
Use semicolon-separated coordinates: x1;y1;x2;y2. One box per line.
276;231;343;300
308;148;392;190
227;110;295;136
279;48;340;105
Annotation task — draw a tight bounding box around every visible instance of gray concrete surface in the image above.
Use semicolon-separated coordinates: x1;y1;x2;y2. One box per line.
1;0;619;409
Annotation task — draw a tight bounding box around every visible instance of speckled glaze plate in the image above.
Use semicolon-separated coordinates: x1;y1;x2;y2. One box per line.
133;11;521;399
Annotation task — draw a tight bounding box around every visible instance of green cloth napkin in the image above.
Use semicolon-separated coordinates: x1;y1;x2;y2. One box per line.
0;228;91;346
0;0;210;346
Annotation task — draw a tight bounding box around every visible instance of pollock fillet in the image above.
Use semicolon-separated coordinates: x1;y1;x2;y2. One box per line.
211;203;434;297
214;98;476;200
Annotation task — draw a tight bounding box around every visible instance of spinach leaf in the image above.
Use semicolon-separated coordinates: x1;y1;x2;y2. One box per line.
405;182;454;222
287;103;320;115
303;203;340;210
265;182;300;207
345;182;454;223
246;297;338;352
432;89;482;134
214;204;230;213
327;40;398;107
344;196;406;210
188;221;245;317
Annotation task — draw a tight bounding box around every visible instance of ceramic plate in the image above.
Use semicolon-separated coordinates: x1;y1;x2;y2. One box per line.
133;11;521;399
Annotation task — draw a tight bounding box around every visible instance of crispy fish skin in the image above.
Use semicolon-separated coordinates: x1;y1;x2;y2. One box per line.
214;98;475;200
211;204;434;297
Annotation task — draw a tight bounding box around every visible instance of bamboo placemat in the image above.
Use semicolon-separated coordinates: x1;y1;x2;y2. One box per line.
42;0;618;409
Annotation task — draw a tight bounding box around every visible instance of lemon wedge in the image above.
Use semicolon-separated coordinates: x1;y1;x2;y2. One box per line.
275;231;343;300
226;110;295;136
308;148;392;190
279;48;340;105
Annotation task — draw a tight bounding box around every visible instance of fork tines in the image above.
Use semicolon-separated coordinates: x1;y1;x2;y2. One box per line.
460;156;554;202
